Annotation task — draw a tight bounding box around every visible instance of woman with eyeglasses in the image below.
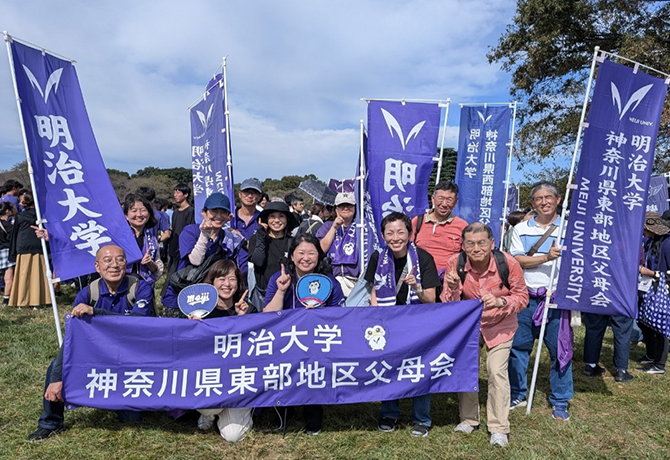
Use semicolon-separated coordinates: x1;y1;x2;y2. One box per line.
363;212;440;437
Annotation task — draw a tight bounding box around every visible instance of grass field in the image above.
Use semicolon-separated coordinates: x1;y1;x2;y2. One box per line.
1;288;669;460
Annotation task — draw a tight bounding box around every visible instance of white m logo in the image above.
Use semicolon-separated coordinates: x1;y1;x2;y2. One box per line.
477;111;492;124
196;104;214;130
381;108;426;151
611;82;653;120
23;65;63;104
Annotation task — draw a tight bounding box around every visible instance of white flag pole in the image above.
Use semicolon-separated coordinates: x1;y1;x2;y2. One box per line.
500;102;519;244
221;56;234;199
434;99;451;189
4;32;62;346
526;46;601;414
357;119;366;275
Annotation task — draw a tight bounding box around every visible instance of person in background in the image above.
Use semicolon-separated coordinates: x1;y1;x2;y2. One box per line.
0;179;23;211
501;210;526;253
257;192;269;211
230;178;262;277
0;202;17;304
637;212;670;375
316;192;360;298
122;194;163;284
295;203;327;237
8;192;51;308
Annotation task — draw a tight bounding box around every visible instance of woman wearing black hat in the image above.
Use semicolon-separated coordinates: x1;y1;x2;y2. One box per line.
247;201;298;309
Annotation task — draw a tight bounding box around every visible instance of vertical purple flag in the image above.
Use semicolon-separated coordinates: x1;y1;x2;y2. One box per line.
454;106;511;241
505;187;519;215
367;101;441;238
646;175;669;214
190;74;234;223
555;59;669;317
8;38;143;280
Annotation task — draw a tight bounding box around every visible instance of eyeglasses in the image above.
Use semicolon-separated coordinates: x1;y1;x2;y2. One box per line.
463;239;492;249
98;256;127;267
433;196;456;204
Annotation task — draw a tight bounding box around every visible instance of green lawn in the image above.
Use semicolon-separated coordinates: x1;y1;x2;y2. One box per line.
1;293;669;460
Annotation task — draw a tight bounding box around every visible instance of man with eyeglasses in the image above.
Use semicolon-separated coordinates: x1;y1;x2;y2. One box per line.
507;181;574;421
27;244;154;441
411;181;468;273
442;222;528;447
230;178;263;277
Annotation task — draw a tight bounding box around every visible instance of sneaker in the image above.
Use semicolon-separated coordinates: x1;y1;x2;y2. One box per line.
583;364;606;377
454;422;478;434
411;423;430;437
26;426;63;441
378;417;396;432
637;364;666;374
615;369;634;383
552;405;570;421
197;414;215;431
637;355;654;364
304;429;321;436
510;398;527;410
490;433;509;447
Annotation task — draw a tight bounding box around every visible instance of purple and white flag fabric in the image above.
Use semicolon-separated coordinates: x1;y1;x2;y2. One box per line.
190;74;234;223
328;178;355;193
505;187;519;215
367;101;441;234
646;175;668;214
555;59;669;317
454;106;511;239
8;38;142;280
62;300;483;411
357;132;381;264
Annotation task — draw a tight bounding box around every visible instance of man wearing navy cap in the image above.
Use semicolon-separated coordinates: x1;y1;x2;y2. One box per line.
230;178;262;277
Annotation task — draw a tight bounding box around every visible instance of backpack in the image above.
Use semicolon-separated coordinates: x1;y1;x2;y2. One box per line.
86;274;154;314
456;249;511;291
413;214;425;244
168;244;225;292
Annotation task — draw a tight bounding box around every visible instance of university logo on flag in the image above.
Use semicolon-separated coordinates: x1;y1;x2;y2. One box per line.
555;59;669;317
8;37;143;280
454;105;511;242
190;74;234;223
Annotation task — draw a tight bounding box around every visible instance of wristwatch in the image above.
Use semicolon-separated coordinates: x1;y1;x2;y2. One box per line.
499;297;507;308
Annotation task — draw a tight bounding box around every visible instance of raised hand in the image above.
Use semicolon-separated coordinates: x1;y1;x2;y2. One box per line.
332;215;345;230
445;263;460;290
141;249;152;265
31;225;49;241
235;289;250;315
402;266;419;291
276;264;291;292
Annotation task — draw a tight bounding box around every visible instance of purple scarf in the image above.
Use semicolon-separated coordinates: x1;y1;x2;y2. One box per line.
374;243;422;306
327;222;358;266
529;287;573;372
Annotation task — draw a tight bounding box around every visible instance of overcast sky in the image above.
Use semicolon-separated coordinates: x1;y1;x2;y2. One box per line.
0;0;518;184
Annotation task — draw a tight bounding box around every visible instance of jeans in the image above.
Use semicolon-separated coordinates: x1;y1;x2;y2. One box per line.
582;313;633;370
379;394;431;426
508;297;573;407
38;358;142;430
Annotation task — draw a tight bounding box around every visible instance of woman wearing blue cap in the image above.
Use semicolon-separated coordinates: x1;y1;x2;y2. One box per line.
161;193;245;317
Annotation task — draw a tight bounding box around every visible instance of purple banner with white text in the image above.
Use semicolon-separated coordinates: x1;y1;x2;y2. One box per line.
62;300;482;410
555;59;668;317
9;38;142;280
454;106;511;240
646;175;668;214
328;178;355;193
367;101;440;236
190;74;234;223
506;187;519;215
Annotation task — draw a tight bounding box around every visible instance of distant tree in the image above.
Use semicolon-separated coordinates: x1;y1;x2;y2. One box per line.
429;147;457;194
133;166;192;184
0;161;30;190
488;0;670;170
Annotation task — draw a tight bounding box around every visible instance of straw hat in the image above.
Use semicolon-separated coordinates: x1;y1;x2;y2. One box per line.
644;211;670;236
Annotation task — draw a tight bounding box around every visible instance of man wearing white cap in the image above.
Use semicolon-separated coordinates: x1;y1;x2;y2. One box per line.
316;192;359;297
